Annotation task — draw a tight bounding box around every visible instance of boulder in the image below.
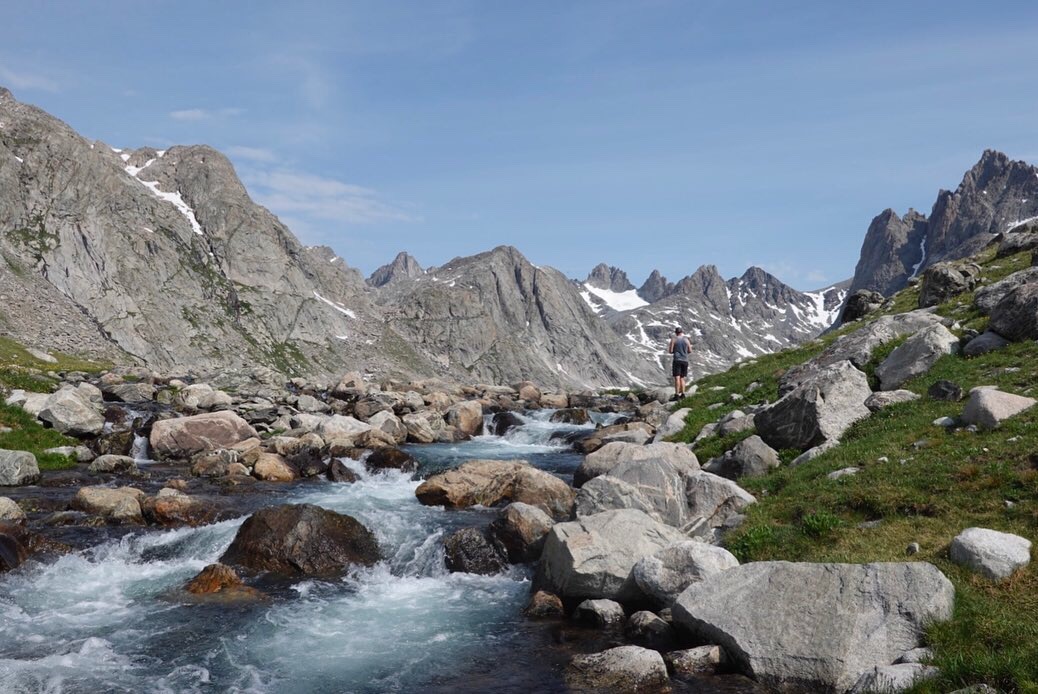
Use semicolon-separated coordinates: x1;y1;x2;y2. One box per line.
841;289;885;323
415;460;575;520
401;413;437;443
364;448;418;474
632;541;739;606
517;382;541;402
71;486;144;523
918;261;980;308
294;394;329;414
141;489;215;527
576;422;656;454
38;387;104;436
0;497;25;521
996;230;1038;257
962;330;1010;357
927;380;963;402
664;646;726;676
974;267;1038;314
443;527;508;575
489;502;554;563
565;646;669;693
102;382;156;403
150;411;258;460
318;414;372;441
949;527;1032;580
219;503;379;577
672;561;955;693
488;411;525;436
88;454;137;474
182;563;265;602
989;282;1038;341
575;441;699;488
961;387;1036;430
524;590;565;619
756;361;871;451
716;413;756;437
354;428;398;449
704;435;779;480
446;400;483;436
0;450;41;486
865;390;920;412
875;325;960;391
327;459;359;483
574;598;626;627
652;407;690;442
849;664;939;694
0;523;30;572
191;449;239;477
367;410;407;444
624;610;675;650
536;509;687;600
576;458;694;529
684;472;756;534
252;453;298;482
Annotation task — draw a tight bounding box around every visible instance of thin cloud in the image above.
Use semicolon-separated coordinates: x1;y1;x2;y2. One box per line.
169;107;244;121
226;145;278;162
244;168;418;225
0;66;59;92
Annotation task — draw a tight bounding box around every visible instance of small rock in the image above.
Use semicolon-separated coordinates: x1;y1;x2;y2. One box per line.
624;610;674;650
88;454;137;474
933;416;957;428
565;646;669;693
183;562;265;601
949;527;1032;579
0;497;26;521
906;542;920;555
664;645;725;676
827;467;860;480
524;590;564;619
0;450;42;486
443;527;507;575
928;380;963;402
574;598;626;628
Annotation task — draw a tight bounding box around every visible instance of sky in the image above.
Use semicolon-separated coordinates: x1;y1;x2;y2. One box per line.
3;1;1038;290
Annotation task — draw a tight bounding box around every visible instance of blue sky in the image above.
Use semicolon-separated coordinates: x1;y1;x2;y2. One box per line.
3;1;1037;289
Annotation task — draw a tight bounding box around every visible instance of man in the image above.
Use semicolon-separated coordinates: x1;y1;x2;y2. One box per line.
667;327;692;400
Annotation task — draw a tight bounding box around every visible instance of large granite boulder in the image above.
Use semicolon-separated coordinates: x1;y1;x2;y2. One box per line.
564;646;669;693
366;410;407;445
574;441;699;488
703;435;780;481
672;561;955;692
840;289;885;323
875;324;960;390
996;228;1038;257
961;387;1036;430
150;411;258;460
443;527;507;575
757;361;871;451
536;509;687;601
989;282;1038;341
446;400;483;436
71;486;144;523
962;330;1010;357
576;422;655;454
973;267;1038;314
918;261;980;308
652;407;690;442
0;450;41;486
575;458;693;529
632;541;739;606
415;459;574;520
949;527;1032;580
220;504;379;577
684;472;756;534
489;502;554;563
38;387;104;436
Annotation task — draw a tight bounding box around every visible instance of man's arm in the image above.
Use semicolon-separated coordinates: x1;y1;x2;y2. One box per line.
667;337;675;354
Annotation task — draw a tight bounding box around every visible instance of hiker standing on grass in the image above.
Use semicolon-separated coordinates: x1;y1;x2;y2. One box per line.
667;327;692;401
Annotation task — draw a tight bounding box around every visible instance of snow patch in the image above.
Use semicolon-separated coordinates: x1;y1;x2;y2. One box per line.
123;159;204;236
908;236;928;279
1006;215;1038;231
313;291;357;319
582;283;649;312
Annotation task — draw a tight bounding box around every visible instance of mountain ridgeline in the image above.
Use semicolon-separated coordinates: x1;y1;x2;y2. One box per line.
1;86;1030;389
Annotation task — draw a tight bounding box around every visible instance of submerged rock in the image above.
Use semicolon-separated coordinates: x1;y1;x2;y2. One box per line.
220;503;379;578
443;527;507;575
565;645;670;693
183;562;265;601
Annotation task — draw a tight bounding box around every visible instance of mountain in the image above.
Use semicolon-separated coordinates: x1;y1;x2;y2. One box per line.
368;251;423;287
605;265;846;378
850;150;1038;296
375;247;662;388
637;270;675;303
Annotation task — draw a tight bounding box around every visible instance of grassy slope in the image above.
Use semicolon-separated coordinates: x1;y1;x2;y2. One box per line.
0;336;109;470
671;248;1038;693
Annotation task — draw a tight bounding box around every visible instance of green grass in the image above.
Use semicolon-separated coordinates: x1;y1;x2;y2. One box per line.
0;403;78;470
665;248;1038;692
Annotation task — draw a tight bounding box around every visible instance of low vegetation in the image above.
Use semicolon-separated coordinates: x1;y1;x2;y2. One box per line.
670;249;1038;692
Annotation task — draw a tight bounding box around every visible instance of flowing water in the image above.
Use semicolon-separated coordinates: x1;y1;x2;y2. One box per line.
0;410;603;693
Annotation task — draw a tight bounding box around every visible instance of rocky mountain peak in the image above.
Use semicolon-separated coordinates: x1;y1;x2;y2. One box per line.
585;263;635;292
637;269;674;303
368;251;423;287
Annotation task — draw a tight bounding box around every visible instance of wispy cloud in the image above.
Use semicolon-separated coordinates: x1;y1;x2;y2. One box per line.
267;55;332;110
244;168;417;226
0;65;59;92
226;145;278;162
169;107;244;121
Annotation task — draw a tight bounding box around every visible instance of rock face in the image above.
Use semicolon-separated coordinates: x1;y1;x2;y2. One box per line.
367;251;423;287
632;541;739;606
988;282;1038;341
537;509;687;601
150;411;258;460
875;324;960;390
220;504;379;577
564;646;669;693
949;527;1032;579
849;150;1038;297
756;361;871;451
961;388;1036;429
0;450;41;486
672;561;956;693
415;460;575;520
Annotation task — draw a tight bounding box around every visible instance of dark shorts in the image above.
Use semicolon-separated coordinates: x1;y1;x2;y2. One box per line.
672;360;688;378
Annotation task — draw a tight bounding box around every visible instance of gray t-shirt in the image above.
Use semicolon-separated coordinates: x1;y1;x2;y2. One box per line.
671;336;691;362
